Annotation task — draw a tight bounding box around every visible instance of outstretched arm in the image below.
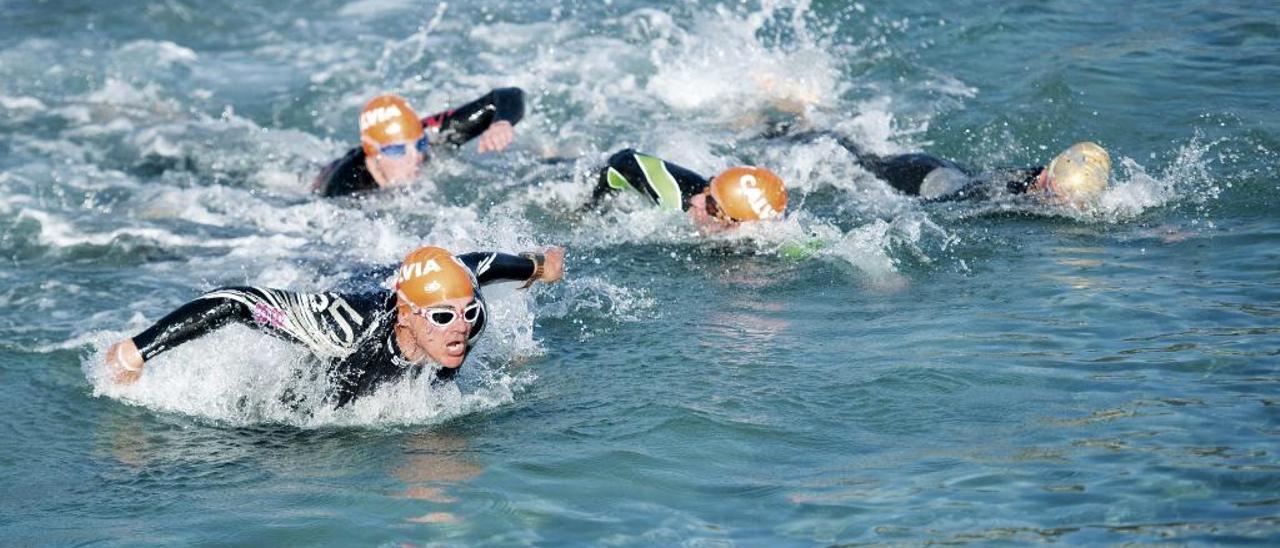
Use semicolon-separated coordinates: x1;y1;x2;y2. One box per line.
422;87;525;150
106;287;370;383
107;289;261;383
455;247;564;288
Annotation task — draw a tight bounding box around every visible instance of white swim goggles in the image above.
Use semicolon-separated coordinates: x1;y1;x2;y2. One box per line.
416;301;484;328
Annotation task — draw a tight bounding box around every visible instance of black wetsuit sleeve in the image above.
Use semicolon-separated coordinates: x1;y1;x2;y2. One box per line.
131;287;375;362
861;153;966;196
590;148;710;211
993;167;1044;195
455;252;537;286
422;87;525;147
923;166;1045;203
132;292;257;361
312;147;379;197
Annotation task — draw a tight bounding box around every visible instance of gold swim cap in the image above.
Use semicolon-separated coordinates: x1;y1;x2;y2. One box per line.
394;246;475;310
359;94;425;158
708;166;788;221
1044;142;1111;207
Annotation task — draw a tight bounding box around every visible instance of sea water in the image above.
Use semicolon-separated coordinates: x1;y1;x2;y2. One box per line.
1;0;1278;544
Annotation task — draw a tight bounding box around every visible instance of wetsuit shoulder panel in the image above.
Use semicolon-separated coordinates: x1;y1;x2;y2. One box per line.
422;87;525;147
590;149;710;211
313;147;378;197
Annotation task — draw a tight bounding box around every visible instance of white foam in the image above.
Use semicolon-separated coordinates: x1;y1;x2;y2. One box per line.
1085;136;1219;223
338;0;418;18
0;95;46;110
646;3;842;119
83;326;514;428
84;78;157;106
114;40;199;68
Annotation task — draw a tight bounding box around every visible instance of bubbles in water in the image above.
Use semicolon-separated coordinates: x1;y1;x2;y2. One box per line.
22;0;1230;428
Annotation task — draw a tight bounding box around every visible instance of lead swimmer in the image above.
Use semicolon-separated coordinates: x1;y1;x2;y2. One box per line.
105;246;564;407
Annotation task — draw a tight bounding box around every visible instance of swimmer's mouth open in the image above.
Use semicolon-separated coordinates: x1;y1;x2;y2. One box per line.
445;339;467;357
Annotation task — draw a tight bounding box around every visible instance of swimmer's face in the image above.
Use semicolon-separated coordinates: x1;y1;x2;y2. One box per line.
372;137;428;186
688;192;740;233
402;296;474;368
1032;169;1104;208
1032;170;1054;197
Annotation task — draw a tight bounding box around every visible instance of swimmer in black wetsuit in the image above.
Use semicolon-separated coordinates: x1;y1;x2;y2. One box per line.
313;88;525;197
777;130;1113;208
105;246;564;408
588;149;790;232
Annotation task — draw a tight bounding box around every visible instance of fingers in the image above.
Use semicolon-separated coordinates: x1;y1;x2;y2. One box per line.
479;130;509;153
540;246;565;283
113;367;142;384
477;122;514;153
106;339;144;384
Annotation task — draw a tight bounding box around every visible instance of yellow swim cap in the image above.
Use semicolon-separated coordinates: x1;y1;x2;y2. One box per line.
708;166;787;221
1044;142;1111;207
394;246;475;310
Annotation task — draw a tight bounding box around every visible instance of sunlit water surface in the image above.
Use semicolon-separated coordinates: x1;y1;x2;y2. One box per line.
1;0;1278;544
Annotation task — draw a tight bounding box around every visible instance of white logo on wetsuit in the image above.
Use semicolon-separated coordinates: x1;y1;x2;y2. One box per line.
475;253;496;276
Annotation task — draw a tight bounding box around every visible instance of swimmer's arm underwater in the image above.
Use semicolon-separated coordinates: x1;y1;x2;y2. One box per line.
918;165;1046;203
776;238;829;261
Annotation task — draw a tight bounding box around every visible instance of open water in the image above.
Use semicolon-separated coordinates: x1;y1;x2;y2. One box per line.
1;0;1278;544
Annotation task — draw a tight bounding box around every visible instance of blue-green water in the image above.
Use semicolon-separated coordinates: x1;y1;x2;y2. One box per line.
2;0;1279;544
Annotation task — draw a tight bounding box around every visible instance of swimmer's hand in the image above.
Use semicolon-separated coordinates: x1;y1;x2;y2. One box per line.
540;246;565;283
477;120;514;153
778;238;827;261
106;339;144;384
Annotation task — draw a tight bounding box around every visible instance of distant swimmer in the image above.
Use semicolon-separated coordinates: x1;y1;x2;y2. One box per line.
587;149;788;232
782;130;1113;208
313;88;526;197
105;246;564;407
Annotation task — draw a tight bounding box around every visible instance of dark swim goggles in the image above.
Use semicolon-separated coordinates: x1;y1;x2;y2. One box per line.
378;136;429;158
704;193;736;223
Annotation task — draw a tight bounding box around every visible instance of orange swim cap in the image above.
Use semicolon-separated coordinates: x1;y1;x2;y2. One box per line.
709;166;787;221
394;246;476;310
359;94;425;158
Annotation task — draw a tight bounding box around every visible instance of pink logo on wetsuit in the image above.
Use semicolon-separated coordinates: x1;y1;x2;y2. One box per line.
252;303;287;329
